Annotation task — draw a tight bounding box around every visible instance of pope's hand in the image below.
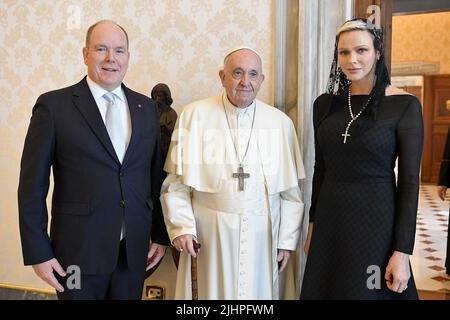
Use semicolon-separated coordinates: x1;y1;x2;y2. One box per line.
173;234;198;258
277;249;291;273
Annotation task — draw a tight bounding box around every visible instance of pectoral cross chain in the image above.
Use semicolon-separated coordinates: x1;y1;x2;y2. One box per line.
232;165;250;191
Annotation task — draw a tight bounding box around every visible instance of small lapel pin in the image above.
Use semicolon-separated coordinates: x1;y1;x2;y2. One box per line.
138;104;142;108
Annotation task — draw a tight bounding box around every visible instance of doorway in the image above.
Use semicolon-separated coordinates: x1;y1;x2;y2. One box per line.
390;3;450;299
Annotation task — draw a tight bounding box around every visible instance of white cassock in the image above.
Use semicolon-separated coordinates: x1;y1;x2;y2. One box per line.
161;93;305;299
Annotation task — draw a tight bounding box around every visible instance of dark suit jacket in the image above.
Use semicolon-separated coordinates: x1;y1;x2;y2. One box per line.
439;126;450;187
18;77;170;274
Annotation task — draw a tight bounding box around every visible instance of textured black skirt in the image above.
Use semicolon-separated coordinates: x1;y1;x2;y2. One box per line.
301;179;418;300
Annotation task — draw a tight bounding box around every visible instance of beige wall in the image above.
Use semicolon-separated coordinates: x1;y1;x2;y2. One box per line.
392;12;450;74
0;0;275;290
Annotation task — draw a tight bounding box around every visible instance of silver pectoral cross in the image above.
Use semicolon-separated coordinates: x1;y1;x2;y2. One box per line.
232;165;250;191
342;131;350;144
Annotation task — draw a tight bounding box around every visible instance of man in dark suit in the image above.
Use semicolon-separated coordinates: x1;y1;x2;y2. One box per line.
438;126;450;276
18;20;170;299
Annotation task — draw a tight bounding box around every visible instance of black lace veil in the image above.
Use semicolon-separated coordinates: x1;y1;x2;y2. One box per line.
326;18;391;119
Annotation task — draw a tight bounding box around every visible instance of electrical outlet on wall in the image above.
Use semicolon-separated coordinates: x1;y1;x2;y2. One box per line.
146;285;164;299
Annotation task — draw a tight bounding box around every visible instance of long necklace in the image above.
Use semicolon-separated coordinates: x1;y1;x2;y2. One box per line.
341;87;372;144
222;94;256;191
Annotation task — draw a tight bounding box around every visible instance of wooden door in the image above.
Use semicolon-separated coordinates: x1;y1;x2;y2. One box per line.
353;0;393;72
422;75;450;183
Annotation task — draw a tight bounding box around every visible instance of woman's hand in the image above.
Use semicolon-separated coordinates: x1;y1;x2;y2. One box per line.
304;222;314;256
385;251;411;293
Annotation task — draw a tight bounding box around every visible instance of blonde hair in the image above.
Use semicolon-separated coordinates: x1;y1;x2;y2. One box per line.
336;19;376;40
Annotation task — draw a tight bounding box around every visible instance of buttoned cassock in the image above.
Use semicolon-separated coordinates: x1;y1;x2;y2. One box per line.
161;94;305;299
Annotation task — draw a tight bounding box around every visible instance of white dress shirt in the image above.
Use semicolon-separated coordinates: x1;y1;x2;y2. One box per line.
86;76;131;240
86;76;132;154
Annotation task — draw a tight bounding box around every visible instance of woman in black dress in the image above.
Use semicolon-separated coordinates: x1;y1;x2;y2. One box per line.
300;18;423;299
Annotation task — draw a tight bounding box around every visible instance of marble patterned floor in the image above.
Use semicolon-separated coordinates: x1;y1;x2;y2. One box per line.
411;184;450;297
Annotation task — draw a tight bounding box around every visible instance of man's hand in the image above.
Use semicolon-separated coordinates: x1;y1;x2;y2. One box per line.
32;258;66;293
385;251;411;293
437;186;447;201
277;249;291;273
172;234;197;257
146;242;167;271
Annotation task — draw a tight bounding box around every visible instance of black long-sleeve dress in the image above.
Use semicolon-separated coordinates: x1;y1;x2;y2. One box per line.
438;126;450;275
301;93;424;299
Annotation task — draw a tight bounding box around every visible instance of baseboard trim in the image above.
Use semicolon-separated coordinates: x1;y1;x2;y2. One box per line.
0;282;56;295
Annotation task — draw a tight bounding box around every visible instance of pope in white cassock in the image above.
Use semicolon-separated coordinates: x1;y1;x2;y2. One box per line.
160;47;305;299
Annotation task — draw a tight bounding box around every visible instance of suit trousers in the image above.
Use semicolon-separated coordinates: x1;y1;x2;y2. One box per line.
56;239;146;300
